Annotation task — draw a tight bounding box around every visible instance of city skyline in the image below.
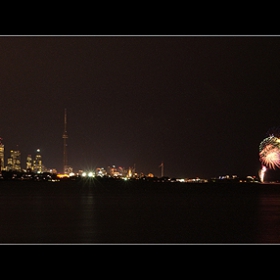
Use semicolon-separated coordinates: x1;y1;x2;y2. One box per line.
1;106;168;176
0;144;46;172
1;35;280;178
0;133;164;177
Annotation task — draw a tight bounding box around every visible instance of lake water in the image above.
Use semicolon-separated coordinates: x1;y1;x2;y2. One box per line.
0;179;279;244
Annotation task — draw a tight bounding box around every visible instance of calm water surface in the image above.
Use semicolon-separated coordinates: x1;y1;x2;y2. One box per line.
0;179;279;244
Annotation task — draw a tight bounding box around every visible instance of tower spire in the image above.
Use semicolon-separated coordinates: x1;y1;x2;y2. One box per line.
62;108;68;174
159;162;164;177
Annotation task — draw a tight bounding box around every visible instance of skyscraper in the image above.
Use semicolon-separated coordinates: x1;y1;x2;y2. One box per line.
62;108;68;174
33;149;42;173
7;149;21;171
0;138;4;171
26;154;32;170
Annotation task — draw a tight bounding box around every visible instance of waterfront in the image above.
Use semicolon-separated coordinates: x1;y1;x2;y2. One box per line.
0;179;280;244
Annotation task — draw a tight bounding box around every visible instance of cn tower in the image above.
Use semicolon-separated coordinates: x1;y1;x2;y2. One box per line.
62;108;68;174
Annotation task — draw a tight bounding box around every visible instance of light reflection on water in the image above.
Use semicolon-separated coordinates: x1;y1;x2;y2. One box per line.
257;187;280;243
1;181;280;243
78;192;98;243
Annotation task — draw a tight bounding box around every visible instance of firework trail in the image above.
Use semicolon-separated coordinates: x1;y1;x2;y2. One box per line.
259;165;267;183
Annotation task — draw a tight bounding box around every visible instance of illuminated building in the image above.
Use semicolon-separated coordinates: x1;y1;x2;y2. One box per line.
7;149;21;171
107;165;123;177
127;167;132;178
127;165;136;178
26;154;32;171
7;157;12;170
96;167;107;177
62;108;68;174
0;138;4;171
33;149;42;173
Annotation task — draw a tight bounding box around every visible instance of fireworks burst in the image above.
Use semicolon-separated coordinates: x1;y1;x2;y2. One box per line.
259;135;280;169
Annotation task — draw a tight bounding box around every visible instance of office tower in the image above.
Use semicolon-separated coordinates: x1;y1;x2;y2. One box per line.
7;157;12;170
33;149;42;173
62;108;68;174
7;149;21;171
0;138;4;171
26;154;32;170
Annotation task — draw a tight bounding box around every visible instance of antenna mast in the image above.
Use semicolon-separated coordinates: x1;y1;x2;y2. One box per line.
159;162;164;177
62;108;68;174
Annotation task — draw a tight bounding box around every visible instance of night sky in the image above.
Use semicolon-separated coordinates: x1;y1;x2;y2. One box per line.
1;35;280;178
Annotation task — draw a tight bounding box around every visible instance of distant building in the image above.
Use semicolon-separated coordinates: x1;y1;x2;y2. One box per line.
107;165;126;177
64;166;73;174
26;154;32;171
33;149;42;173
95;167;107;177
0;138;4;171
49;168;57;174
7;149;21;171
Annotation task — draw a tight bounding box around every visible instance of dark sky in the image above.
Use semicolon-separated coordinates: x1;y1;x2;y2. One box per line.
1;35;280;178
